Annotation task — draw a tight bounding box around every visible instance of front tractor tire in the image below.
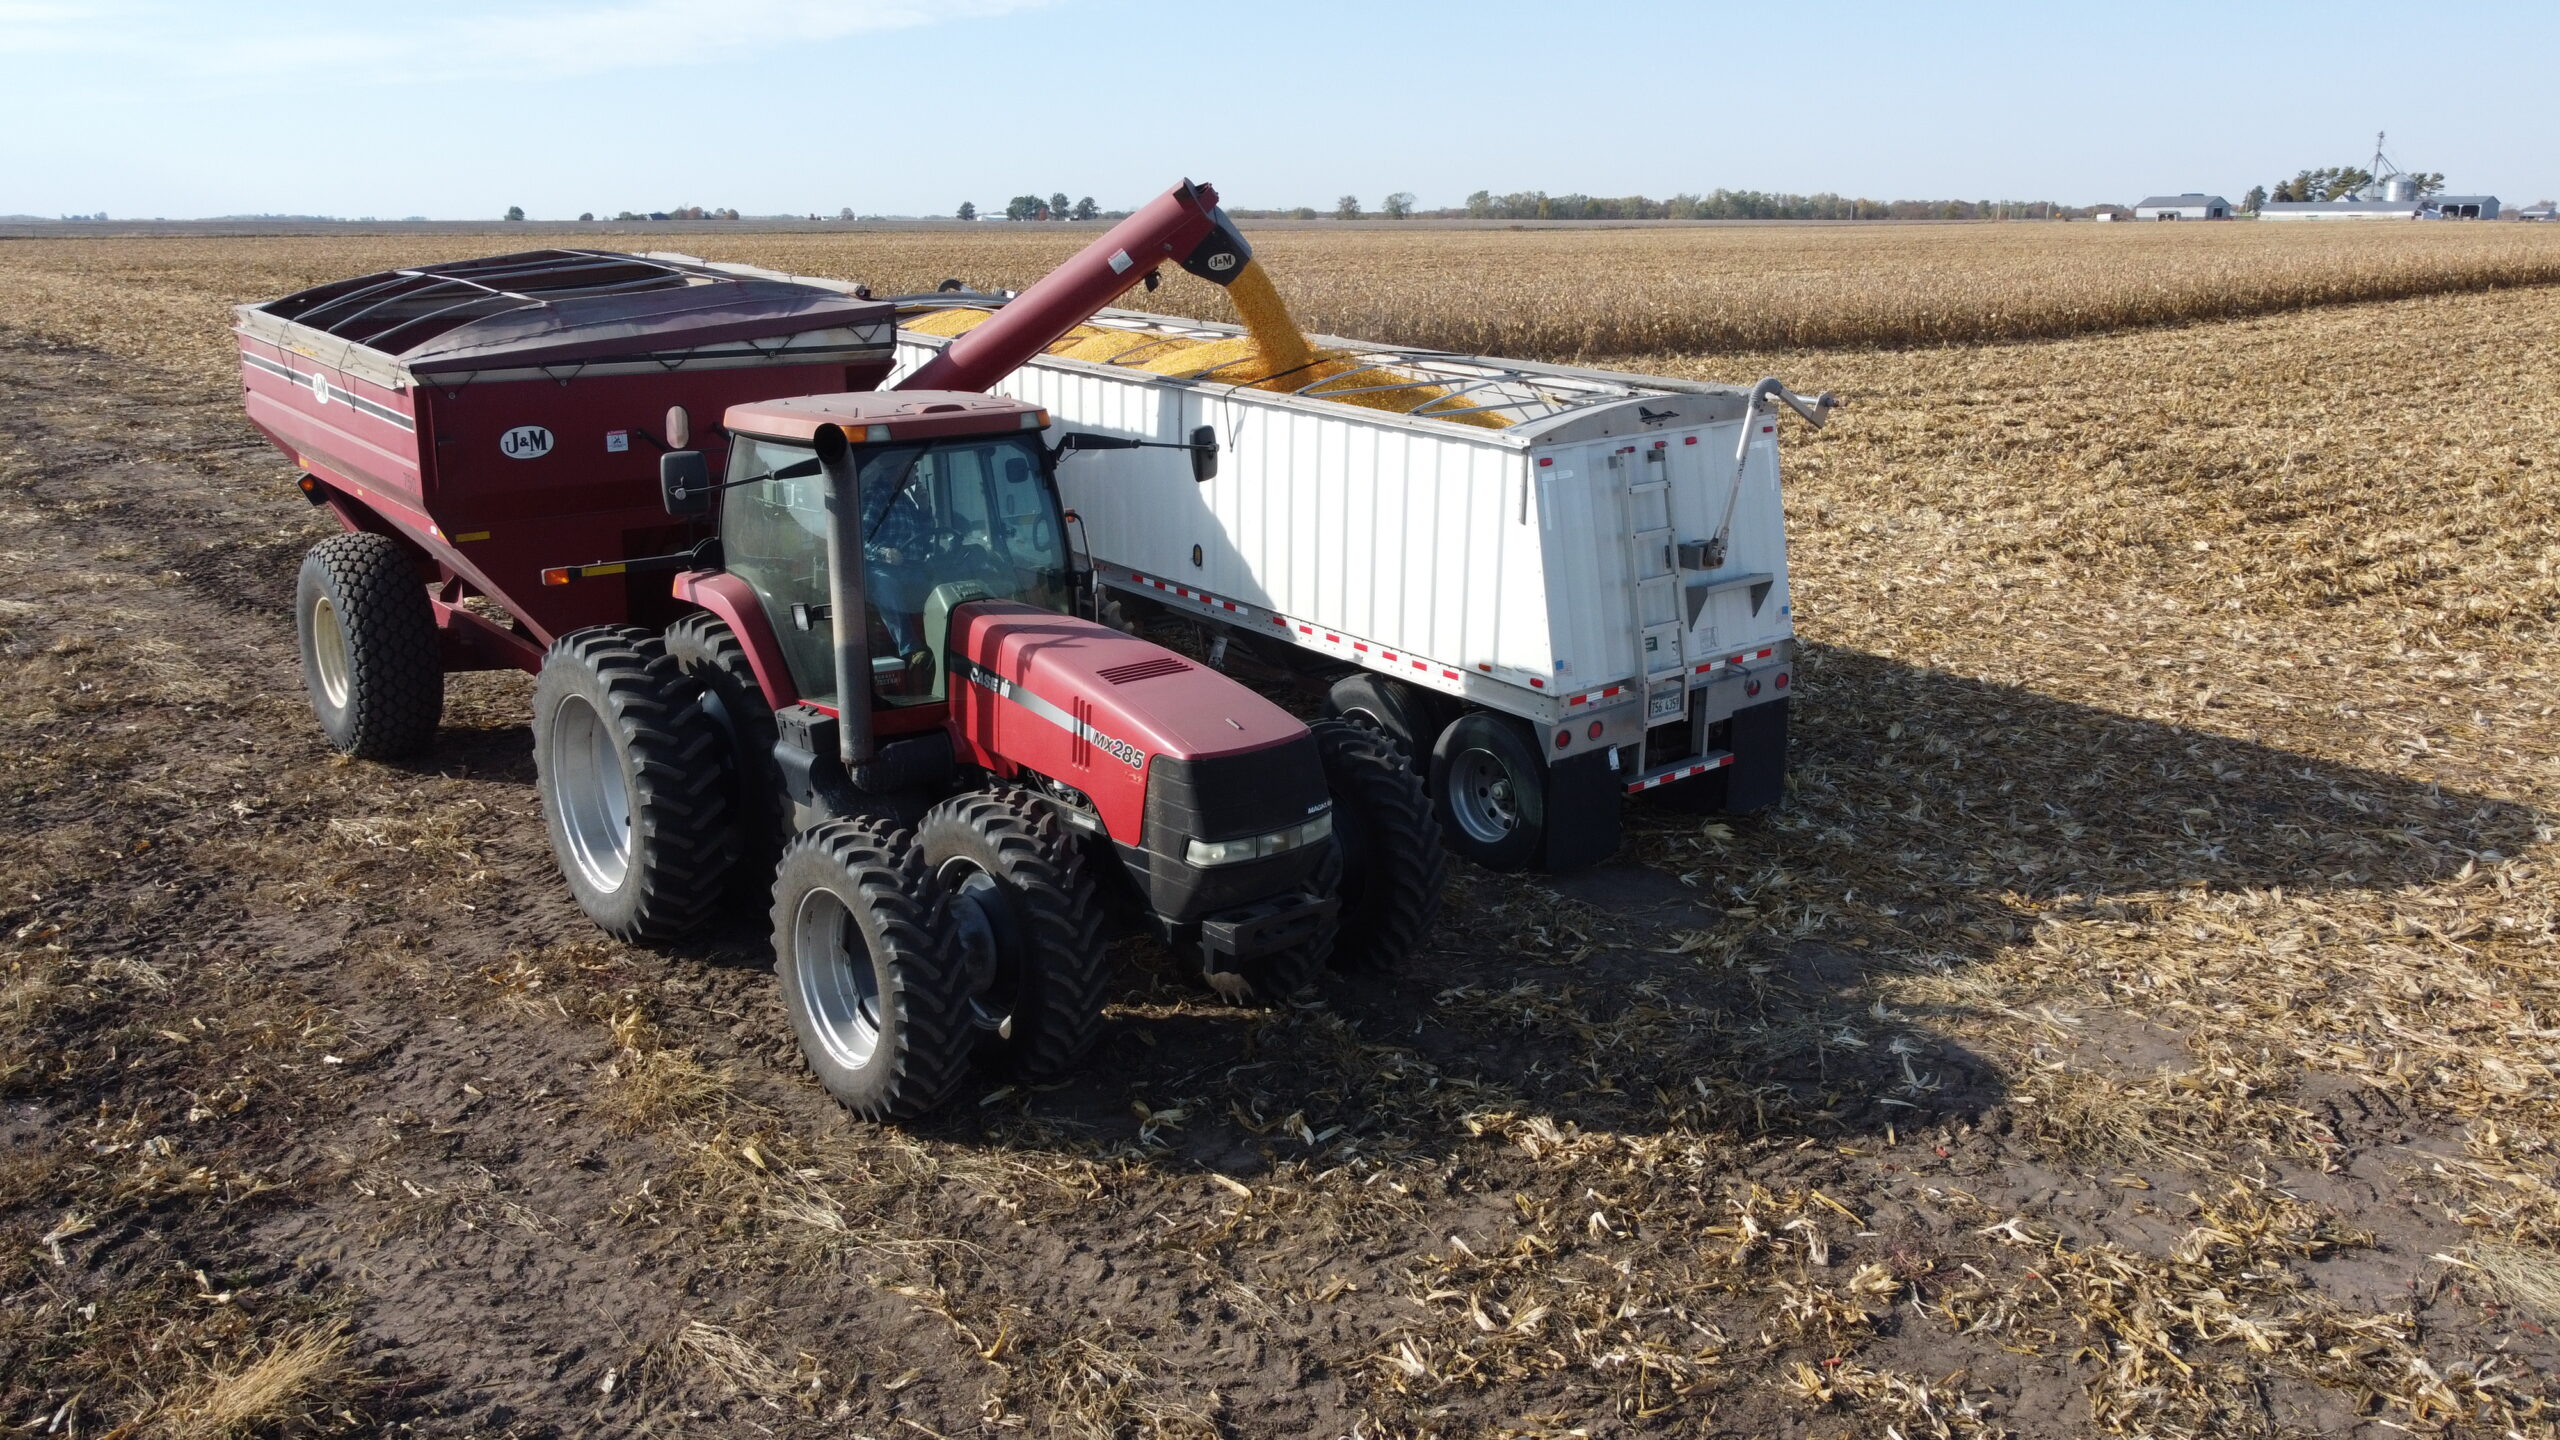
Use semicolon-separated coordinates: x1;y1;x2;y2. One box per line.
295;532;442;758
771;821;974;1122
1310;719;1445;971
531;626;734;943
914;790;1111;1081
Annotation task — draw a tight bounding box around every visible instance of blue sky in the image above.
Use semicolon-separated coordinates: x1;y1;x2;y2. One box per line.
3;0;2552;218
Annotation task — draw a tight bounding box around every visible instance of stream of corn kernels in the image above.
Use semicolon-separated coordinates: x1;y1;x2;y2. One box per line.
905;262;1509;429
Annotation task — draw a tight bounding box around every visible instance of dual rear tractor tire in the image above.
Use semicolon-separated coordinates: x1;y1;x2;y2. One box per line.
295;532;443;759
530;626;737;944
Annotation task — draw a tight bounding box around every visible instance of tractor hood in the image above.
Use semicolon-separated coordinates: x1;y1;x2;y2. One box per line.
946;603;1302;773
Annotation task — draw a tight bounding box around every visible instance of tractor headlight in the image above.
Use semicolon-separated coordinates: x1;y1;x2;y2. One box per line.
1183;810;1332;868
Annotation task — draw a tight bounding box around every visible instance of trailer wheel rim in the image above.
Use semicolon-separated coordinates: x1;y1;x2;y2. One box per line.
310;594;352;711
1447;748;1520;845
935;858;1016;1040
551;694;633;893
792;888;883;1068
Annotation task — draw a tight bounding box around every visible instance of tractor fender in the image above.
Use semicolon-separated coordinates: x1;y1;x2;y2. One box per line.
672;570;800;711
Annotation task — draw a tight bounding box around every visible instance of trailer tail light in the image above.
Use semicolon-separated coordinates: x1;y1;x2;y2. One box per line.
1775;672;1789;690
1555;729;1571;750
1745;679;1761;697
1586;720;1604;740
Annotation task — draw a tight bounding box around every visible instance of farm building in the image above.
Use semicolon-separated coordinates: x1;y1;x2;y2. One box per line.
2262;194;2502;221
2517;201;2559;222
2133;194;2232;220
2089;206;2133;222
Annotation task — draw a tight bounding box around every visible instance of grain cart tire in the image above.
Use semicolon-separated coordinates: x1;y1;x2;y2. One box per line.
1310;718;1445;971
665;612;787;896
914;789;1110;1080
531;626;734;943
771;820;973;1121
1429;712;1548;872
295;532;442;759
1321;674;1445;773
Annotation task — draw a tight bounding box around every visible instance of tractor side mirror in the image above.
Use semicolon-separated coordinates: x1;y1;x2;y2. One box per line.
1189;425;1218;484
660;450;711;517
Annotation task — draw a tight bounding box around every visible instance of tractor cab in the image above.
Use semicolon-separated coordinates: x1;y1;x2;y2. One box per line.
710;392;1072;712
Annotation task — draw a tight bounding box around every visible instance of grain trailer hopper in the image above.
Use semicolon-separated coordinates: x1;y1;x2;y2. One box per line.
889;304;1836;872
236;194;1446;1122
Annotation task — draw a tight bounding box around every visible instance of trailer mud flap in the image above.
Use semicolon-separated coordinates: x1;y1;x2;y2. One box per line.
1542;749;1623;872
1722;698;1789;813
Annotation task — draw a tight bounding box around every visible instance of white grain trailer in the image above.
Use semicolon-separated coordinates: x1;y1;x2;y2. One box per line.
892;306;1834;872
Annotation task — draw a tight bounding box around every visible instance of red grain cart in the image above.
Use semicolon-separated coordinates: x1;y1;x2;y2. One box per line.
236;249;890;744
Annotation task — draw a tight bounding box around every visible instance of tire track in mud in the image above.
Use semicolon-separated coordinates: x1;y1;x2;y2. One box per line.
0;335;1001;1434
0;333;1380;1438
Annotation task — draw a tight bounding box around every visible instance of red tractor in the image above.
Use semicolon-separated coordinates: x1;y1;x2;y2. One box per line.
237;183;1446;1120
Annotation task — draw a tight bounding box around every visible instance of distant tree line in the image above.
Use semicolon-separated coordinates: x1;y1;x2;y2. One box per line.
1228;191;2071;221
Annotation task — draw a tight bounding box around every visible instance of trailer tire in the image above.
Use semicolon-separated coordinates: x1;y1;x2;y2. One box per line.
665;612;787;896
1429;712;1547;872
532;626;734;943
1310;719;1444;971
915;789;1110;1081
296;532;442;759
771;820;973;1121
1321;674;1445;773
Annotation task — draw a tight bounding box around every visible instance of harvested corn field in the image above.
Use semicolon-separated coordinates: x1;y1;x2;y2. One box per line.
3;229;2559;1438
6;220;2559;372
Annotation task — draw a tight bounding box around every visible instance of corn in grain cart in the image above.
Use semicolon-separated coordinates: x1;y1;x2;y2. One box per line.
236;199;1447;1122
888;305;1837;872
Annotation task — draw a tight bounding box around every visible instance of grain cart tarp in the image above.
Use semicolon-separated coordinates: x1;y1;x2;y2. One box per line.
236;249;895;662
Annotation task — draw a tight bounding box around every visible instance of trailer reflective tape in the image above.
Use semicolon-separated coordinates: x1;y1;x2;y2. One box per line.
951;656;1145;769
1624;754;1734;794
239;351;415;430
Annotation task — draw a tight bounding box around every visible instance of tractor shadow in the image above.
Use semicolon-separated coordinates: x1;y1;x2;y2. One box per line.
923;641;2540;1170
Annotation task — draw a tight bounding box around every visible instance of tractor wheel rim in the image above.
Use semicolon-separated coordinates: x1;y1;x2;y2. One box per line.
551;694;632;893
793;888;882;1068
310;594;352;711
936;858;1015;1038
1448;748;1519;845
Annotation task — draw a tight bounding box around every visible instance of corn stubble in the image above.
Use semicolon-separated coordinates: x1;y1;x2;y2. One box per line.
0;229;2557;1436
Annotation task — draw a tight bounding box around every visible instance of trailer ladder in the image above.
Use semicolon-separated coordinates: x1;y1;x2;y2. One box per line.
1617;445;1689;729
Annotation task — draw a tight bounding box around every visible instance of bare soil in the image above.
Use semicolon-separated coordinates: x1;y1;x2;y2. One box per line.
3;275;2558;1438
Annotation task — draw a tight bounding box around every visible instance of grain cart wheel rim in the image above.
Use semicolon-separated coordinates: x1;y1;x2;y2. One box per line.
770;820;974;1121
1448;748;1520;845
792;886;887;1068
550;692;634;893
309;594;352;711
295;532;443;759
914;791;1110;1080
530;626;734;943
